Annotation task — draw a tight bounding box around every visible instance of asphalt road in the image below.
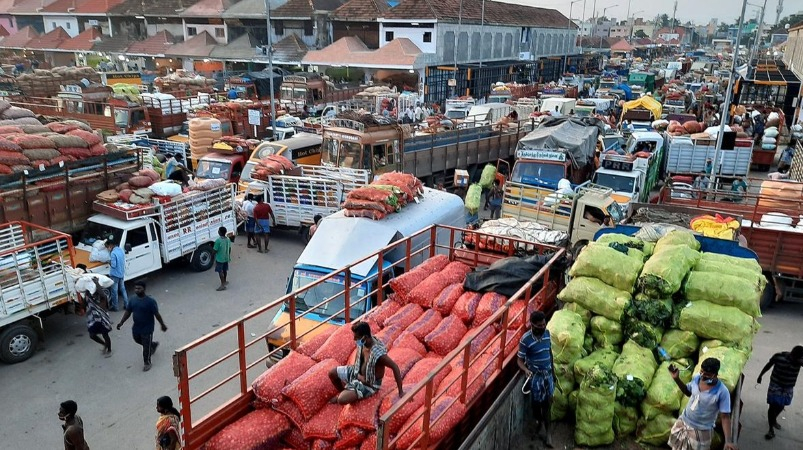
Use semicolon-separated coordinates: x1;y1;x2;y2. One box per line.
0;228;306;450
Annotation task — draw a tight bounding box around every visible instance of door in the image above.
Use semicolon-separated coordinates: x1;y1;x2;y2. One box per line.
123;224;161;280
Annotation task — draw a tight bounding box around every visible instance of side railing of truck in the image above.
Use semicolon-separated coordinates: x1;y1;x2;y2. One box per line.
172;225;564;449
501;182;574;231
297;164;371;196
9;98;120;132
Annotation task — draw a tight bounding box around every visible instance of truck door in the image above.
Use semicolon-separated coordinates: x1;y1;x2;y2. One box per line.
123;223;161;280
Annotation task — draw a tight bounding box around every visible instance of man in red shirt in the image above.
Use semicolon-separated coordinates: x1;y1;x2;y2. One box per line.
252;197;276;253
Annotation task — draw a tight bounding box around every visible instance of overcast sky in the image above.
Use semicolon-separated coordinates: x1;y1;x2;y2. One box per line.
504;0;789;26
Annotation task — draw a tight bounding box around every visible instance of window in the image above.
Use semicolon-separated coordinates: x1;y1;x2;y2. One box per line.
52;22;56;29
423;32;431;42
187;27;197;36
385;31;394;41
215;27;224;38
66;22;71;30
274;20;284;35
126;226;150;248
304;20;314;36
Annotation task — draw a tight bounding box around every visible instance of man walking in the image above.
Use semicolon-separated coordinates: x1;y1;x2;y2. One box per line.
116;281;167;372
58;400;90;450
104;240;127;311
757;346;803;440
242;194;257;248
213;226;232;291
252;197;275;253
668;357;737;450
517;311;555;447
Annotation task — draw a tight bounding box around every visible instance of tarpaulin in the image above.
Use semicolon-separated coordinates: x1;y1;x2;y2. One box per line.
516;117;604;168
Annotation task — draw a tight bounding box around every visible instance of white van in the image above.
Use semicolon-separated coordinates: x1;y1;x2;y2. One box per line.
463;103;514;127
540;98;577;116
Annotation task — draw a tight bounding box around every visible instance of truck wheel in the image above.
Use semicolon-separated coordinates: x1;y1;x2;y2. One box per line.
190;244;214;272
0;323;39;364
760;279;776;311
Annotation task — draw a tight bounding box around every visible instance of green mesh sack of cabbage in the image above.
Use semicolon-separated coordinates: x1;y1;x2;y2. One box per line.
479;164;497;188
694;344;750;391
465;183;482;213
569;243;644;292
564;302;592;327
694;257;767;290
660;330;700;359
590;316;623;349
551;363;576;421
636;413;677;446
642;359;694;420
623;318;664;349
575;365;618;447
638;244;701;297
574;347;619;381
546;310;586;365
653;229;700;253
678;300;757;346
699;251;762;273
613;402;639;438
557;277;631;321
612;340;658;407
626;294;673;327
684;271;762;317
596;233;655;256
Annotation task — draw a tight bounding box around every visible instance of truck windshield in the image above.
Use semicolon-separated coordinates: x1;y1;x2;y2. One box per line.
195;160;231;180
594;172;636;194
114;109;130;128
240;161;257;183
80;222;123;247
290;270;369;323
445;110;467;120
512;162;566;188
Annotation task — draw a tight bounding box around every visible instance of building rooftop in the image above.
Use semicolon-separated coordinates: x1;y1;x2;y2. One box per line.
60;27;104;51
166;31;218;57
108;0;203;17
126;31;177;56
383;0;573;28
331;0;390;21
0;26;39;49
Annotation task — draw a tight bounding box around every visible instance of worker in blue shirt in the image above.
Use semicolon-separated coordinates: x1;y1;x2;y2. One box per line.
518;311;555;447
104;240;128;311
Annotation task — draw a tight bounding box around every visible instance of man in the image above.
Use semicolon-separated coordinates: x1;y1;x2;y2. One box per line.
414;103;424;122
552;106;562;117
116;281;168;372
757;346;803;440
517;311;555;448
730;176;747;202
104;240;127;311
668;358;737;450
488;179;503;220
58;400;90;450
328;321;404;405
165;154;190;187
308;214;323;240
252;197;275;253
212;226;232;291
80;277;112;357
242;194;257;248
301;105;310;119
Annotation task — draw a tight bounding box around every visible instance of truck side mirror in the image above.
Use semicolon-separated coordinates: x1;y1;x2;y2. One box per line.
124;243;132;253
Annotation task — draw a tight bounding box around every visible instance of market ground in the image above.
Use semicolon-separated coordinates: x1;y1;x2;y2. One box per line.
2;216;802;449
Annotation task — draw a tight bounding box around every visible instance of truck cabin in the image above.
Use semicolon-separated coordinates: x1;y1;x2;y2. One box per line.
511;148;580;189
663;99;686;115
238;133;323;192
76;215;161;281
108;98;150;134
592;158;643;208
444;99;476;120
195;153;244;184
321;119;401;175
281;74;326;108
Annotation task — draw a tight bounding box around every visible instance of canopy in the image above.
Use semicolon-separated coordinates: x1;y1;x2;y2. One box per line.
622;96;662;120
517;117;605;167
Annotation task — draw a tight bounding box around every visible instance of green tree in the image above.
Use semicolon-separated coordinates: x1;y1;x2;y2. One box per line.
659;14;670;28
634;29;649;39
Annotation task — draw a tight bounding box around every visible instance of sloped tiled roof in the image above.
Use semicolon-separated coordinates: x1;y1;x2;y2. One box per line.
126;31;176;56
610;39;634;52
383;0;572;28
91;35;130;53
28;26;71;50
9;0;59;13
271;33;308;63
42;0;126;14
166;31;218;57
180;0;236;17
0;26;9;37
303;36;420;68
60;27;104;51
220;0;282;19
272;0;345;17
332;0;389;21
108;0;203;17
0;26;39;49
209;32;259;60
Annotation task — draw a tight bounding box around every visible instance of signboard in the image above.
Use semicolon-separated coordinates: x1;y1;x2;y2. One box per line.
447;78;457;87
516;149;566;162
283;75;307;84
248;109;262;126
542;88;565;96
601;157;634;172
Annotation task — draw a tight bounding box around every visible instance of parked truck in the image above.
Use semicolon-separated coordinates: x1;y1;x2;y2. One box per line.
172;223;565;449
663;133;753;177
592;131;665;212
74;184;236;279
0;221;78;363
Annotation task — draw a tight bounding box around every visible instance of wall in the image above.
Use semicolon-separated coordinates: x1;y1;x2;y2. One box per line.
459;373;527;450
184;22;228;44
379;21;436;53
332;21;379;49
42;16;79;37
785;26;803;80
609;26;629;38
271;19;316;48
146;22;184;38
436;23;520;65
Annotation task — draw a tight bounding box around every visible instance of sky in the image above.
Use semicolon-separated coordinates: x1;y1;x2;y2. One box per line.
504;0;788;26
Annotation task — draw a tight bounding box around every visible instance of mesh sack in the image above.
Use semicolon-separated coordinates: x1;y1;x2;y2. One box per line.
389;254;450;300
297;328;335;357
22;148;60;161
206;409;289;450
343;208;386;220
375;323;405;350
0;125;23;134
89;144;107;156
17;124;51;134
67;129;102;145
452;291;483;324
62;120;93;131
48;133;89;148
405;309;443;340
507;300;528;330
407;262;472;307
345;186;395;203
49;155;75;166
362;298;400;325
432;284;464;316
0;164;11;174
383;303;424;329
403;356;451;389
7;134;54;149
281;358;340;420
424;315;468;356
387;347;424;379
273;397;305;428
393;332;427;356
0;150;29;166
252;351;316;402
473;292;507;326
58;147;93;159
0;138;22;152
396;396;467;449
11;164;32;173
301;403;342;441
443;353;491;400
1;106;36;120
461;325;496;360
281;426;306;449
379;383;424;435
338;389;387;431
359;434;376;450
118;189;133;203
334;427;367;449
314;439;335;449
343;199;393;213
312;325;358;365
46;122;80;133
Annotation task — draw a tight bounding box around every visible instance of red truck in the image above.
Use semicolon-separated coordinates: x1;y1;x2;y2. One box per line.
172;224;564;449
658;180;803;307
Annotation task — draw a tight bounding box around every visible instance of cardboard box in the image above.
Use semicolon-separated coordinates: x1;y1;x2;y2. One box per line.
454;169;469;187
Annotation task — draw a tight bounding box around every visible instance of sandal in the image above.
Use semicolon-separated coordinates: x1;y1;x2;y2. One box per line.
765;430;775;440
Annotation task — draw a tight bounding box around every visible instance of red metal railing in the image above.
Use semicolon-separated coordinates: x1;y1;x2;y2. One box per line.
173;225;564;449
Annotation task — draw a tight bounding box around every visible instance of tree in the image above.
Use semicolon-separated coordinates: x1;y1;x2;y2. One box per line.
659;14;670;28
635;29;649;39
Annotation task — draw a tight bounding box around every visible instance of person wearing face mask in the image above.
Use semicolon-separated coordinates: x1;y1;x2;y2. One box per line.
517;311;555;448
668;357;737;450
116;281;168;372
58;400;90;450
756;345;803;440
328;321;404;405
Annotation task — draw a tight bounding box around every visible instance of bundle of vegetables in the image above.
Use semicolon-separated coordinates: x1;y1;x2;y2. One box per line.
694;343;749;391
545;310;586;365
677;300;756;347
641;359;693;420
251;154;296;180
574;365;618;447
612;340;657;408
568;243;643;292
683;272;762;317
589;315;623;349
479;164;497;189
373;172;423;203
595;233;654;257
551;363;576;421
637;244;700;297
465;184;482;214
557;277;631;322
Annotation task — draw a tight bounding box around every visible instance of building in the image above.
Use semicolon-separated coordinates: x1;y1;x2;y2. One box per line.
609;25;630;39
784;21;802;81
573;20;593;37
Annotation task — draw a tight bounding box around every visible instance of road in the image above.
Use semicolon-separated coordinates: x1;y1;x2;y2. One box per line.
0;228;306;450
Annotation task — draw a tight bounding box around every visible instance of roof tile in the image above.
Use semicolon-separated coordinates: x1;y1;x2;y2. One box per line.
271;33;308;62
331;0;389;21
108;0;203;17
42;0;126;14
90;35;130;53
303;36;420;68
59;27;103;51
0;26;39;49
9;0;59;13
165;31;218;57
126;31;176;55
383;0;573;29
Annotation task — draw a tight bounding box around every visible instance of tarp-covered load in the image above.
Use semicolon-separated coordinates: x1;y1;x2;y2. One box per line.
516;116;605;168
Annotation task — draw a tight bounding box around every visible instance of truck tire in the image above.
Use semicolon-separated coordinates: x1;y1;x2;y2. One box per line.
760;277;776;311
190;244;215;272
0;323;39;364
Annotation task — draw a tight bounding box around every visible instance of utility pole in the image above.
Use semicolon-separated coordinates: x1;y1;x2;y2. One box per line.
263;0;276;137
752;0;768;64
671;0;677;32
592;0;597;41
775;0;784;25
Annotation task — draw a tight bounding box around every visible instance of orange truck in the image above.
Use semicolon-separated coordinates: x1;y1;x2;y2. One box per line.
172;224;564;449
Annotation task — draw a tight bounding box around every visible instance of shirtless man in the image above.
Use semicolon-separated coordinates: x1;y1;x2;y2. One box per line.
328;321;405;404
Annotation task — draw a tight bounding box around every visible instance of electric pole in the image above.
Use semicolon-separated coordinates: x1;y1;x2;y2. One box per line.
775;0;784;25
671;0;678;32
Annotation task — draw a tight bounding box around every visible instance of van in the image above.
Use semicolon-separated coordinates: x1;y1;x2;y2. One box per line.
267;188;466;352
540;98;576;116
463;103;513;127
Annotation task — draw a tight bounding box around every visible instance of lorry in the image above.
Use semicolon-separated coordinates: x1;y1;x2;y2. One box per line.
592;131;665;211
172;223;565;449
444;98;476;120
238;133;324;192
280;74;362;113
487;82;539;104
0;147;144;234
663;133;753;177
0;221;78;363
462;103;513;127
511;117;604;189
141;94;209;138
539;97;576;116
73;184;236;279
620;96;663;136
628;71;664;96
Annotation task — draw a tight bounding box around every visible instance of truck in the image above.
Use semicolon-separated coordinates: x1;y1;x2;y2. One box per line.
592;131;665;212
487;82;539;104
462;103;513;127
0;221;78;363
280;74;363;113
73;184;236;279
663;133;753;177
141;94;210;138
539;97;576;116
620;96;663;136
172;223;565;449
444;98;476;120
0;147;144;234
511;117;604;189
238;133;324;192
628;71;664;96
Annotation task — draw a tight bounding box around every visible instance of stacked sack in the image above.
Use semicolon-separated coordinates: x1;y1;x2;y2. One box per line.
188;117;223;160
250;154;296;181
553;229;761;447
762;126;779;152
342;172;424;220
209;254;525;450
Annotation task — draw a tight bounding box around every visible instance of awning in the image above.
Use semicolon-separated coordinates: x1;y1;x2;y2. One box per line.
303;36;424;70
622;95;662;120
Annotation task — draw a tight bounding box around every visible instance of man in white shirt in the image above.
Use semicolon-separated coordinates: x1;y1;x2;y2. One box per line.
552;106;562;117
414;103;424;122
242;194;257;249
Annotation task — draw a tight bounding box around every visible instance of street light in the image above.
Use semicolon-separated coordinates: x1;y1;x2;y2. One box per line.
599;4;618;51
746;0;767;65
263;0;277;138
563;0;582;75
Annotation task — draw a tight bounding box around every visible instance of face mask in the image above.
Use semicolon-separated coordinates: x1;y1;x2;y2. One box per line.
58;413;67;421
702;375;716;385
531;325;546;335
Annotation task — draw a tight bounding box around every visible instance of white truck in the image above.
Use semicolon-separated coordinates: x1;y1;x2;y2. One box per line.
74;184;237;279
444;98;476;120
539;97;576;116
663;133;753;177
593;131;665;212
0;222;77;363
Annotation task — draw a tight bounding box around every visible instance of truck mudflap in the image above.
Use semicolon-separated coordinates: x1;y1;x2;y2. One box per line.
172;225;564;449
